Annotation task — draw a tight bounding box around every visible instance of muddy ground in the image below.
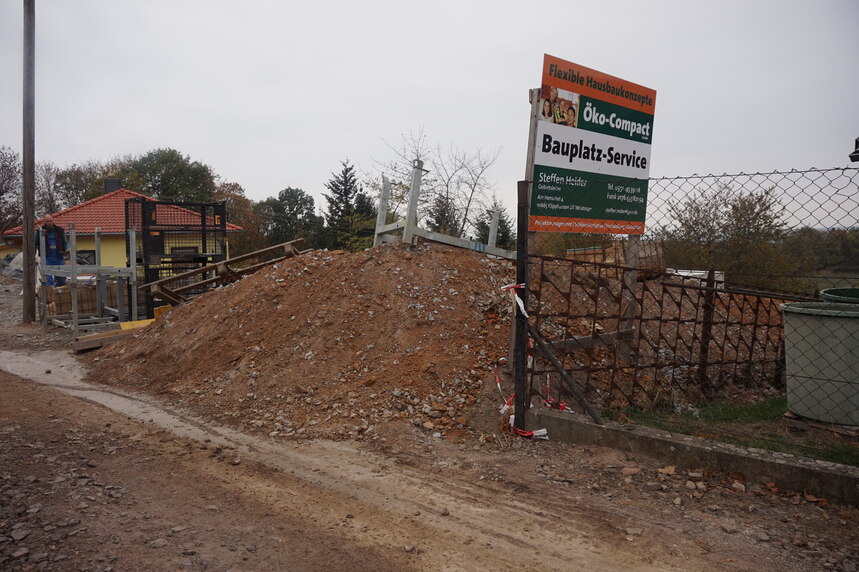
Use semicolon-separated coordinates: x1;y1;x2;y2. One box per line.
1;265;858;571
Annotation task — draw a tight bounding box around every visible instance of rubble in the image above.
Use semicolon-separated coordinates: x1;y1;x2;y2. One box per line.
85;243;515;440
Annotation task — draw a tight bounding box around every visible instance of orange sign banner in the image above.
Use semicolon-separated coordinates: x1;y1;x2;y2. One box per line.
541;54;656;114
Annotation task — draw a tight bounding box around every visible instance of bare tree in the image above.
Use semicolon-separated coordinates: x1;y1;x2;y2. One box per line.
0;146;22;233
456;147;500;237
35;160;62;216
370;129;500;237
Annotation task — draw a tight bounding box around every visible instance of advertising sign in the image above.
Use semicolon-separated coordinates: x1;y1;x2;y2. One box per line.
529;54;657;234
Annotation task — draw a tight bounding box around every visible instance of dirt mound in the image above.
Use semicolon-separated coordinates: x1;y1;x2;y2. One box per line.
85;242;515;439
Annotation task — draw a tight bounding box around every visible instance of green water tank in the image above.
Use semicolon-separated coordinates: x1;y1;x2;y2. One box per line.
820;288;859;304
781;302;859;426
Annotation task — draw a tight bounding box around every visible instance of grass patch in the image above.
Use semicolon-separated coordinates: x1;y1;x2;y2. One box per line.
696;396;787;423
605;396;859;467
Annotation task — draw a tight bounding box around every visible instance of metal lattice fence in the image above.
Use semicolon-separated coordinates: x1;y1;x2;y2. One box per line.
125;197;228;316
526;167;859;453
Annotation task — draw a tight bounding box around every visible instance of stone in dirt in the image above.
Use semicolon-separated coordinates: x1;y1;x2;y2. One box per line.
11;547;29;559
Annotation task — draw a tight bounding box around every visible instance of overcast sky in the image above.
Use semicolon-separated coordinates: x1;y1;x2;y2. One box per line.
1;0;858;217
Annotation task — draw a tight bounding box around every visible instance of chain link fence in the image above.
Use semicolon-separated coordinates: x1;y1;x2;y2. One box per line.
526;167;859;462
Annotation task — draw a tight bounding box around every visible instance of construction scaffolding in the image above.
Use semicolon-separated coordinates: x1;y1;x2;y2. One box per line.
38;224;138;338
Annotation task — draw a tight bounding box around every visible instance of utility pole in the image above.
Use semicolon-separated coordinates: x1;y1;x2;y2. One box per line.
22;0;36;322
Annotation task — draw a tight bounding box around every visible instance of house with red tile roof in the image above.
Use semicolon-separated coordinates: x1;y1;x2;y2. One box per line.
2;189;242;268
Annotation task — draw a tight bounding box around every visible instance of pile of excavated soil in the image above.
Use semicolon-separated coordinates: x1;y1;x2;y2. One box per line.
85;242;515;440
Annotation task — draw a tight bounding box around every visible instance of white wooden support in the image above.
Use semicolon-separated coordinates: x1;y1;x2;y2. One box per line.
401;159;424;246
488;209;500;248
373;176;392;247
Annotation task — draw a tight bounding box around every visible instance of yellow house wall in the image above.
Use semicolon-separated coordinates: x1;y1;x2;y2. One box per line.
2;235;128;268
0;242;21;260
71;235;128;267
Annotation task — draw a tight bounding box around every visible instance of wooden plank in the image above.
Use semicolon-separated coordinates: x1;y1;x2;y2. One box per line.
141;239;306;291
151;284;186;306
377;220;406;234
75;323;120;333
75;329;131;342
547;328;636;353
71;330;136;352
139;239;308;302
119;319;154;330
153;305;171;319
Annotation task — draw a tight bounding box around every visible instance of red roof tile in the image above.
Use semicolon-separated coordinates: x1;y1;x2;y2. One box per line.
4;189;242;236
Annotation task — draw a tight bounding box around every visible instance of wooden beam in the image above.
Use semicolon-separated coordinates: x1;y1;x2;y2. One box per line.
151;284;186;306
547;328;636;354
140;239;307;296
71;330;136;352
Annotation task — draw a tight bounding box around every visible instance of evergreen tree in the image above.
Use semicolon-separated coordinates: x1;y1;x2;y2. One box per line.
474;199;516;249
324;160;366;249
426;193;460;237
324;161;360;232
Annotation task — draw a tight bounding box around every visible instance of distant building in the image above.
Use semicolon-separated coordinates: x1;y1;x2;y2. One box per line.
2;189;242;269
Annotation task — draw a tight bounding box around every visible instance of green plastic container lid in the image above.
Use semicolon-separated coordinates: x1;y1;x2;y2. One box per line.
781;301;859;317
820;288;859;304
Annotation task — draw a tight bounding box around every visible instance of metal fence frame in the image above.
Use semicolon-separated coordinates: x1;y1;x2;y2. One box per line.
523;167;859;429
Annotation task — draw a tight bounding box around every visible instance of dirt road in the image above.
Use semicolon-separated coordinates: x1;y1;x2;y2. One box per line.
0;348;688;571
1;279;857;571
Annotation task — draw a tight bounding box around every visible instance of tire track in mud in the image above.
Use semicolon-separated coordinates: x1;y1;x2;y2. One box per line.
0;349;687;571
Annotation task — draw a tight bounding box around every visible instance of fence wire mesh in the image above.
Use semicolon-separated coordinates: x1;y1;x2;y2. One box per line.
527;167;859;463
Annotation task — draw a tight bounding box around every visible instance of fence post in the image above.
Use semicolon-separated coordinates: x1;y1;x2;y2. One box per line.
619;236;641;363
513;180;530;430
697;268;717;396
373;176;391;247
488;209;500;248
69;224;79;338
38;228;47;328
401;159;423;246
129;229;138;321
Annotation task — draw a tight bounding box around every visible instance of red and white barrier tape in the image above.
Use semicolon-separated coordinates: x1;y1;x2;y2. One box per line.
500;282;528;318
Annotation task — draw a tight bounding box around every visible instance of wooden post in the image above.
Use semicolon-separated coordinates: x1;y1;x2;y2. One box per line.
373;176;391;247
619;235;641;363
513;180;530;430
116;278;127;322
21;0;36;323
509;88;541;369
697;268;717;396
524;88;540;255
401;159;423;246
